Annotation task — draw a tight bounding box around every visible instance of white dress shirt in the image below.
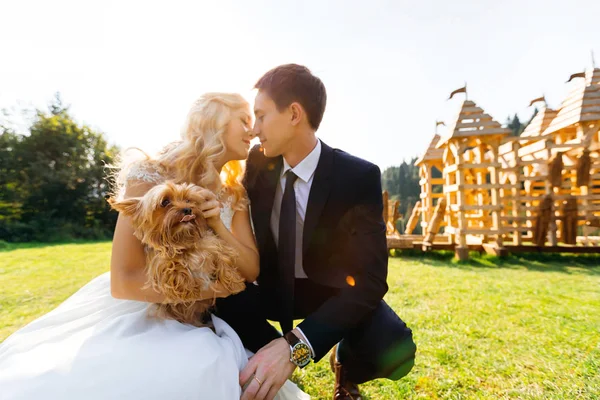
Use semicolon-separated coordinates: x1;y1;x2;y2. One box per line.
270;139;322;279
269;139;321;354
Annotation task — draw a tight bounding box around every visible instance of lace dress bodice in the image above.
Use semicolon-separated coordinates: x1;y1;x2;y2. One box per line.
126;161;165;184
126;160;234;230
219;198;234;230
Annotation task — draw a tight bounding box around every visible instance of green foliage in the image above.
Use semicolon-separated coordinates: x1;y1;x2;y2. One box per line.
381;158;422;233
505;114;522;136
506;108;538;137
0;94;119;242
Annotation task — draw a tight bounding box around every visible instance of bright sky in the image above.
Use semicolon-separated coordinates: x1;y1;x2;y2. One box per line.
1;0;599;169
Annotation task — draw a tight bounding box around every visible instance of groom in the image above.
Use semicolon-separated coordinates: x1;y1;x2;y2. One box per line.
216;64;416;400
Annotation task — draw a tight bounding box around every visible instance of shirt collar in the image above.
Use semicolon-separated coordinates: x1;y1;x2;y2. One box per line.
281;139;322;183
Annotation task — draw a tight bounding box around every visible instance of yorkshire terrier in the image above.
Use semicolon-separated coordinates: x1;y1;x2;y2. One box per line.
108;182;246;326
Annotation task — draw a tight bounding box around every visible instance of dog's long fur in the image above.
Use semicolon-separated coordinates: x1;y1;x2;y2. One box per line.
108;182;246;326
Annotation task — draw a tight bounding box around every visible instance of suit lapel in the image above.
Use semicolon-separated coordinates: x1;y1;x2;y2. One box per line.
253;155;282;250
303;141;334;255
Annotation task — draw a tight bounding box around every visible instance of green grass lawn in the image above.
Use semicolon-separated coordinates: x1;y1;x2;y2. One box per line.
1;243;599;399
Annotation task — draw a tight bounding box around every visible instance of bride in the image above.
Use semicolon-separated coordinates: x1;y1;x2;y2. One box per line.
0;93;309;400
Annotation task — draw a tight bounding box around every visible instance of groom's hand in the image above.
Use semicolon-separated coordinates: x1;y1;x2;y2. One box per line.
240;337;296;400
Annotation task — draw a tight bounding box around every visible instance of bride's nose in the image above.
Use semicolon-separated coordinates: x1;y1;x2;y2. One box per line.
243;124;254;138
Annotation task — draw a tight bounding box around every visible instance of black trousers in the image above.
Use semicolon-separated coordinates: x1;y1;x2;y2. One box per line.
214;280;416;384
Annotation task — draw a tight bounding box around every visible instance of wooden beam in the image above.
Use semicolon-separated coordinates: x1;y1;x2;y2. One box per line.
419;178;444;185
504;244;600;254
450;204;503;211
500;216;537;221
460;228;501;235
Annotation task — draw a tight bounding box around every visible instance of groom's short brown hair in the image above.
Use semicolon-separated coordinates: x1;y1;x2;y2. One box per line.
255;64;327;130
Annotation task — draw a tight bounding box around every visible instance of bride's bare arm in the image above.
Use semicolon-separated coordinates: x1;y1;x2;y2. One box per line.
227;206;260;282
110;181;227;302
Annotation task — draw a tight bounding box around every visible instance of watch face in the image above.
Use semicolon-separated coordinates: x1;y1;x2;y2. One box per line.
291;343;311;367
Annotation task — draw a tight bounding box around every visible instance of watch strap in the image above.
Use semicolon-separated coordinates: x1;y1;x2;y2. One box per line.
284;331;301;347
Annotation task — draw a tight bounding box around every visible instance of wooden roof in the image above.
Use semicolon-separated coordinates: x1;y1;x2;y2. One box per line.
520;106;558;138
415;134;444;166
437;99;511;147
543;68;600;135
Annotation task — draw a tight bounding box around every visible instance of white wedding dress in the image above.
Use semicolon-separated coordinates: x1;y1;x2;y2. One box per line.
0;166;309;400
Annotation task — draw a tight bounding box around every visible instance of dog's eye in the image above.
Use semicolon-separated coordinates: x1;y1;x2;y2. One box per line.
185;199;191;203
161;198;171;207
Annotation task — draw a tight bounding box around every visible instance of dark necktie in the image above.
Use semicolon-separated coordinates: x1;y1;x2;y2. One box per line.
278;170;298;333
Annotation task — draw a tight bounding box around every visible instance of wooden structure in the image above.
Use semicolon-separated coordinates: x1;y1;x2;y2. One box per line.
414;134;445;235
437;99;512;259
545;67;600;243
422;197;447;248
498;67;600;247
497;105;560;246
382;190;401;236
394;66;600;259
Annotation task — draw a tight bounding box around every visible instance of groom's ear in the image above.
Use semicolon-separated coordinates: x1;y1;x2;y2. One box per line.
290;102;304;126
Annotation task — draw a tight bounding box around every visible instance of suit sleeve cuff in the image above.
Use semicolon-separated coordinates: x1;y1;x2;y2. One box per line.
294;327;315;358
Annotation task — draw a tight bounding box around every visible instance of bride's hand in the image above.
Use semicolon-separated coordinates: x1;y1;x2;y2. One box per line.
198;189;222;229
240;338;296;400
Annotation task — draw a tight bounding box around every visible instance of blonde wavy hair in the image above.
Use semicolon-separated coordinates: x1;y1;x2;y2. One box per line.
112;93;251;210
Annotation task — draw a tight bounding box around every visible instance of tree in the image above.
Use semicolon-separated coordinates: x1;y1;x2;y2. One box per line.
0;94;120;242
0;127;24;224
506;114;525;136
381;158;421;233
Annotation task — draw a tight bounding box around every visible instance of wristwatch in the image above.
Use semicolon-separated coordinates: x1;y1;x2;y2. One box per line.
284;331;312;368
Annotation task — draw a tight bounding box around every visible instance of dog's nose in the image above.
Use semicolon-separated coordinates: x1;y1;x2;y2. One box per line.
182;208;192;215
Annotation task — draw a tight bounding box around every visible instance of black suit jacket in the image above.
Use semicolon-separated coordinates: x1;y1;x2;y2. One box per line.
244;141;388;361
